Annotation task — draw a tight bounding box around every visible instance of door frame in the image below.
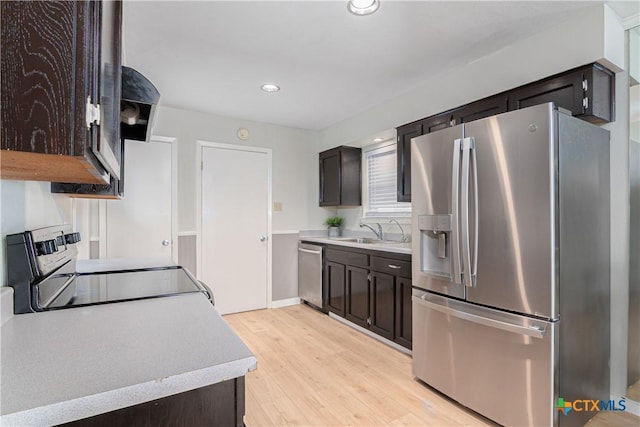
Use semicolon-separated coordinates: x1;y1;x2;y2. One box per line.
196;141;273;309
98;136;178;261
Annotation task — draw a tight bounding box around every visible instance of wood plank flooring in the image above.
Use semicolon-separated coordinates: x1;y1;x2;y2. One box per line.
224;304;640;427
224;304;495;426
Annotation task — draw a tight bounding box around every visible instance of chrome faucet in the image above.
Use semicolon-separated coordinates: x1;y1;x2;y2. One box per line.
389;219;409;242
359;223;383;240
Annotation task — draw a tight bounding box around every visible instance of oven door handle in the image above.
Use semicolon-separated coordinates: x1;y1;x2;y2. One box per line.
198;280;215;306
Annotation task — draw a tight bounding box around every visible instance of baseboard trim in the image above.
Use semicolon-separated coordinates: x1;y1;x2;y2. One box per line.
328;312;412;356
271;297;300;308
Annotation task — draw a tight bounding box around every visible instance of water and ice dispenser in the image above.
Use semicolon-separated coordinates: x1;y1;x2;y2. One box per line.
418;214;453;280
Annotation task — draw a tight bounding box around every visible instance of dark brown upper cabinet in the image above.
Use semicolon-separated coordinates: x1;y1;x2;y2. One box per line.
508;63;614;125
396;62;615;202
1;0;122;185
396;112;452;202
319;146;362;206
51;67;161;199
453;94;509;125
396;122;422;203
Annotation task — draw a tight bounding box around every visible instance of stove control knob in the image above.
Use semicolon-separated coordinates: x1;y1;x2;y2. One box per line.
36;239;58;256
64;232;81;244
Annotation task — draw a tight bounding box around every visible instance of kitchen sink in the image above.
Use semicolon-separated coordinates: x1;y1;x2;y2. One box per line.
332;237;391;244
330;237;378;243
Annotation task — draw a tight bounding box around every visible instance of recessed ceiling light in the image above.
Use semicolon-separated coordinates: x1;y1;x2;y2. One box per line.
348;0;380;16
373;137;384;142
261;83;280;92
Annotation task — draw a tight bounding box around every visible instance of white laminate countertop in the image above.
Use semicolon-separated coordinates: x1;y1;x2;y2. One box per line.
0;292;257;426
300;236;412;255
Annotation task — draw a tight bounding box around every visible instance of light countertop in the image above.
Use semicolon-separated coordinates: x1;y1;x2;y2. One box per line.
300;236;412;255
0;292;256;426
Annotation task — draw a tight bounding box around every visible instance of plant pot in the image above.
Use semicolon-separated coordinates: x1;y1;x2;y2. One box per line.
328;227;341;237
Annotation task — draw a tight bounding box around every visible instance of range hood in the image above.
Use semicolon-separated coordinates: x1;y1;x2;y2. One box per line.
120;66;160;142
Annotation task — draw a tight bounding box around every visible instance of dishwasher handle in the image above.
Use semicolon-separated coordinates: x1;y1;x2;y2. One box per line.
298;247;323;255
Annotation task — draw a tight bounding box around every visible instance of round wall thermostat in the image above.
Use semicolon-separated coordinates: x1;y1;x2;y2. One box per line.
237;128;250;140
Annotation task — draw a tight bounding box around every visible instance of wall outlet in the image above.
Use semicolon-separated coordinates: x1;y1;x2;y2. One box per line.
273;201;283;212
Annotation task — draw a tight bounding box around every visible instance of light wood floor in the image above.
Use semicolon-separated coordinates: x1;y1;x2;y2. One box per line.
225;304;640;427
225;304;496;426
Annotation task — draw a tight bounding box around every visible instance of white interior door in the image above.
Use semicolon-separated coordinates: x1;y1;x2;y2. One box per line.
106;139;173;259
201;144;270;315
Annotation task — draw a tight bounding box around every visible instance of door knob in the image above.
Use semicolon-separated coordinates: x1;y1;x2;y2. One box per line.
162;239;170;246
260;236;267;242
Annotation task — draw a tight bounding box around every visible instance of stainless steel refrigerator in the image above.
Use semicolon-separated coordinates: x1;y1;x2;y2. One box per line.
410;103;610;427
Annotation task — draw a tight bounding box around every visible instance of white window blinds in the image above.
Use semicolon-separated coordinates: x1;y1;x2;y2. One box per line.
364;142;411;216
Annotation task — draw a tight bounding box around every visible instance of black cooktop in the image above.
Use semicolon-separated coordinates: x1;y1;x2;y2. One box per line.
7;225;211;314
44;267;206;309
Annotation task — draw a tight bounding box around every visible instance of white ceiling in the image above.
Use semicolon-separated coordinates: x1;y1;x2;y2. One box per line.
124;1;639;131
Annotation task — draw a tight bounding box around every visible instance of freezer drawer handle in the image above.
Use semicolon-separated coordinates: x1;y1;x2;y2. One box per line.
388;264;402;269
412;296;546;339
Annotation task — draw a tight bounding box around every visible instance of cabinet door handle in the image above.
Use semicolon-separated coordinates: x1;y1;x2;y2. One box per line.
388;264;401;269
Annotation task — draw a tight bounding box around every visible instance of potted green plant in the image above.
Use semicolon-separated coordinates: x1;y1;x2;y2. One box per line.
325;216;344;237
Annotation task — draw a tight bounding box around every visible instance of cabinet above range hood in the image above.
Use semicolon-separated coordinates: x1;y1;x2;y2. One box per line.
120;66;160;142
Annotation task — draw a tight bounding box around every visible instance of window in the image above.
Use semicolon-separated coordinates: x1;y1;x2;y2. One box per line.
363;141;411;217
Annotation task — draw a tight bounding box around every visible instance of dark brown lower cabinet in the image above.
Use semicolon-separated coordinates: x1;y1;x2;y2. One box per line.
345;265;370;328
321;243;412;350
369;271;396;341
60;377;245;427
395;277;413;349
326;261;346;317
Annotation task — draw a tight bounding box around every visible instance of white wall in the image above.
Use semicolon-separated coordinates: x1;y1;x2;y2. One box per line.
318;5;624;151
602;47;630;399
152;106;331;233
1;181;25;287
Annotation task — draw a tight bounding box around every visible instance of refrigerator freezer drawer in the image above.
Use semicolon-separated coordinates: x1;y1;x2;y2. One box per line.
412;291;557;427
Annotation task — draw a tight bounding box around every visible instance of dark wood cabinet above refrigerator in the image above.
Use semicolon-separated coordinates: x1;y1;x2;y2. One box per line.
396;62;615;202
1;0;123;185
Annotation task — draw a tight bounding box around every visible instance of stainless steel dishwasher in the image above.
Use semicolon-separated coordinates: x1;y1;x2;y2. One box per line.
298;242;323;310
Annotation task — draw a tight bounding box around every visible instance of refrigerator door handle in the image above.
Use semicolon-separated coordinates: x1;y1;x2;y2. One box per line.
470;137;478;283
451;138;462;285
412;296;546;339
460;137;473;288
